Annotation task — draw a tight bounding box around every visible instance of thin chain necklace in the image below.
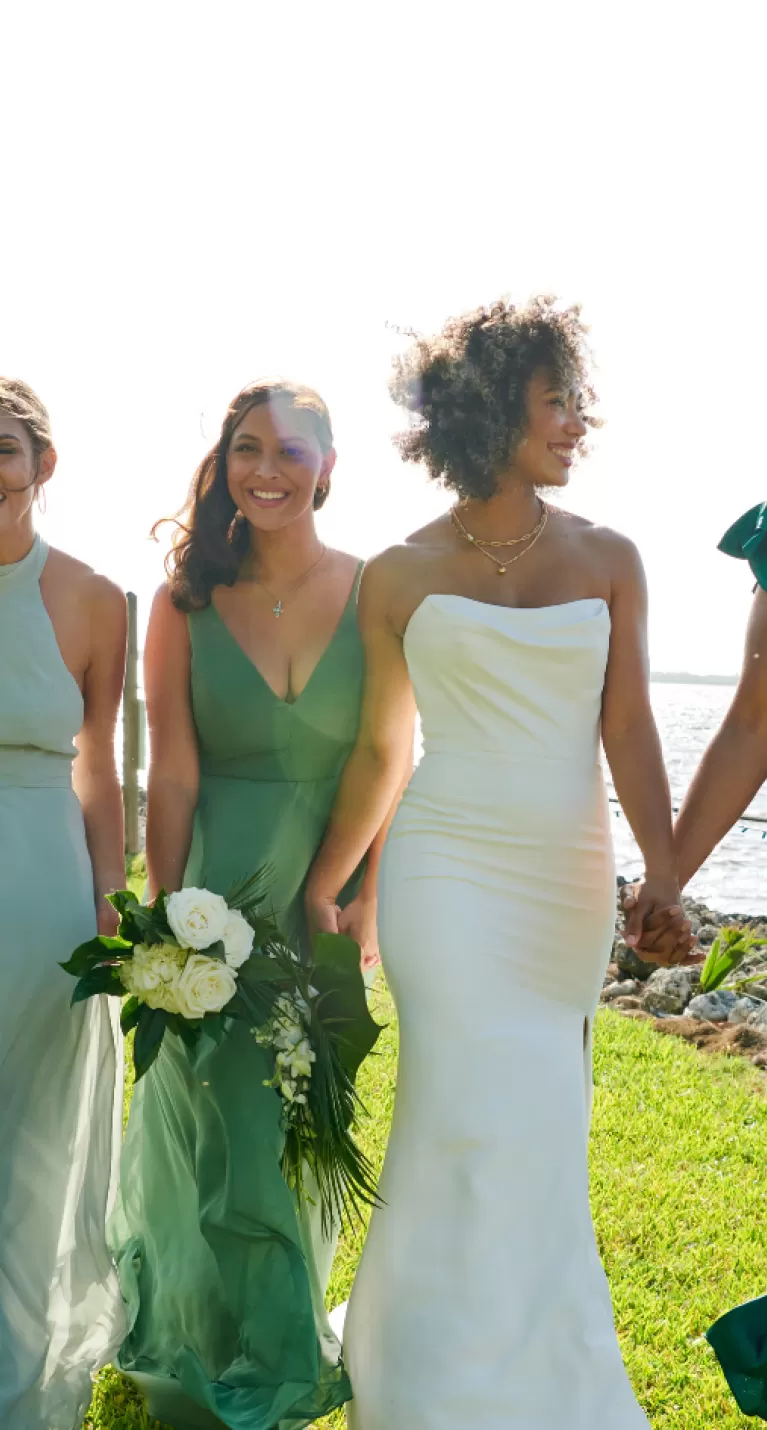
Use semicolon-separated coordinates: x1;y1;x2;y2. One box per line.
450;503;548;575
253;545;328;618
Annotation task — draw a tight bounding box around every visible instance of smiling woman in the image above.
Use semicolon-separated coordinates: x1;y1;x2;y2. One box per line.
0;378;127;1430
106;378;412;1430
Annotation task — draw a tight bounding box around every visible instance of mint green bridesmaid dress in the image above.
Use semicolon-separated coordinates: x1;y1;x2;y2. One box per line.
110;570;365;1430
0;535;125;1430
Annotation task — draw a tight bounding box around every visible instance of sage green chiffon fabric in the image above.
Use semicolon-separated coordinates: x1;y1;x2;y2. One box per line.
706;505;767;1419
110;573;365;1430
0;536;124;1430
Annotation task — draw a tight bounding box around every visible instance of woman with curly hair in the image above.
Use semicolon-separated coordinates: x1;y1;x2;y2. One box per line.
307;298;694;1427
109;380;408;1430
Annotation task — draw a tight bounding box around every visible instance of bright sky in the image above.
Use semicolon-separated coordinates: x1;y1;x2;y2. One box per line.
4;1;765;673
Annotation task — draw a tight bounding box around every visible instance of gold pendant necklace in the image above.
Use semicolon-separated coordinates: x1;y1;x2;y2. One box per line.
450;503;548;575
255;546;328;618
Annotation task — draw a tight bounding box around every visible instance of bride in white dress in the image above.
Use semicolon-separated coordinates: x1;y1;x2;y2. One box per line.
307;297;697;1429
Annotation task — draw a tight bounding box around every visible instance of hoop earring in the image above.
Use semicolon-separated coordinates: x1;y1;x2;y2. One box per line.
36;485;47;515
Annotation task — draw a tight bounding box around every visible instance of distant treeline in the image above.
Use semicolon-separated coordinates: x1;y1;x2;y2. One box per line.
650;672;737;687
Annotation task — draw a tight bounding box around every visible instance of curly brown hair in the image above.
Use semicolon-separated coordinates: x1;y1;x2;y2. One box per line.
159;379;334;612
389;296;599;501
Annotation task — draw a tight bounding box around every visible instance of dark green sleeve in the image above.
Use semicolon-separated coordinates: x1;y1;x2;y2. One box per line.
718;502;767;592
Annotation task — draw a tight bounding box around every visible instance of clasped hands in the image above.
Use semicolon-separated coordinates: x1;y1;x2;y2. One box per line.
619;876;702;968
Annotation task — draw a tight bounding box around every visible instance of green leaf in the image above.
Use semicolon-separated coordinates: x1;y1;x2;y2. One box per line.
118;903;168;947
71;963;126;1003
244;915;283;949
120;996;142;1035
238;953;290;986
203;940;227;962
133;1007;168;1080
59;935;130;977
221;991;254;1021
165;1013;202;1048
310;932;383;1082
225;866;273;915
700;927;767;993
203;1013;227;1043
107;888;139;916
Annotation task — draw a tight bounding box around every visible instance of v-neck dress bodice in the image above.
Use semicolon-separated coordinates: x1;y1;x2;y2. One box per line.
110;567;366;1430
185;571;365;951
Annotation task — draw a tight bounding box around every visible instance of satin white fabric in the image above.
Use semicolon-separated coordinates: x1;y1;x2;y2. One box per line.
343;595;650;1429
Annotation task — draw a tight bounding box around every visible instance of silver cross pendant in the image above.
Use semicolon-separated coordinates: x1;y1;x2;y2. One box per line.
273;600;284;619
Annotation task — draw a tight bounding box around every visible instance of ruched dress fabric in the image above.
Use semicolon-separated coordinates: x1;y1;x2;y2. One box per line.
342;594;650;1430
109;572;365;1430
0;535;124;1430
706;503;767;1420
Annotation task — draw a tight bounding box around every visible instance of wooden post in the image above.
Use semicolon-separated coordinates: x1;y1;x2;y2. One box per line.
123;591;141;857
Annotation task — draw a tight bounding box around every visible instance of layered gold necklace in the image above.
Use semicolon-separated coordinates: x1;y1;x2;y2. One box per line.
450;501;548;575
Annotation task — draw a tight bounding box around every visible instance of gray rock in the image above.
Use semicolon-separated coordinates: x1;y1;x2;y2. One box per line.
643;966;699;1016
602;979;637;1002
602;981;627;1002
614;939;660;982
748;1003;767;1032
687;990;738;1022
728;997;764;1025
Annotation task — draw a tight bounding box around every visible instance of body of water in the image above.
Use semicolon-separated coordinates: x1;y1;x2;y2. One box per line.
609;682;766;915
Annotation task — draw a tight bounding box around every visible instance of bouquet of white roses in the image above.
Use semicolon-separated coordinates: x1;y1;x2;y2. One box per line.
61;873;382;1227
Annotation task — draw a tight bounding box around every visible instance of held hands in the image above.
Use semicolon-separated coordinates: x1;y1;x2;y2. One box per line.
306;888;381;975
337;894;381;975
620;876;702;967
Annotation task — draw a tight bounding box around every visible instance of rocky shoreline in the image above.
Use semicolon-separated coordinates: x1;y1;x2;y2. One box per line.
604;881;767;1073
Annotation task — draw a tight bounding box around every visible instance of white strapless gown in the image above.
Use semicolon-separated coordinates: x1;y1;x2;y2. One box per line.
341;595;650;1429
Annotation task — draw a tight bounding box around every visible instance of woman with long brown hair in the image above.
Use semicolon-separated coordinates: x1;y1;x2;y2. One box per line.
109;379;407;1430
0;378;127;1429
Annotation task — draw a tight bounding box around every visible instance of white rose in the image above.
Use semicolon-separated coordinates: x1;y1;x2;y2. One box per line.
222;909;255;969
173;954;238;1019
166;888;230;951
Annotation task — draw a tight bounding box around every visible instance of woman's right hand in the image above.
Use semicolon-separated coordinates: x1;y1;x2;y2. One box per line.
306;887;341;937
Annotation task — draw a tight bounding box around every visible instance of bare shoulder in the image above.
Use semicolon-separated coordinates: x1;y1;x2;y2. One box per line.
405;512;454;548
44;546;126;617
149;581;190;641
328;547;363;576
551;510;643;579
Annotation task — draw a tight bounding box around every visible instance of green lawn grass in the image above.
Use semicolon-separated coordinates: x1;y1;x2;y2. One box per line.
85;952;767;1429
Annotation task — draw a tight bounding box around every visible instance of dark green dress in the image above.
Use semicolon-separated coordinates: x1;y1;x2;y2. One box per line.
706;505;767;1419
109;570;364;1430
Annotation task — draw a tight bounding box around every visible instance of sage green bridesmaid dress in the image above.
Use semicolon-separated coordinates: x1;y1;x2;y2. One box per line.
110;567;365;1430
706;502;767;1420
0;535;125;1430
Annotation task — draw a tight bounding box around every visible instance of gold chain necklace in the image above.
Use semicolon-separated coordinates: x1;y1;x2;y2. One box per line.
254;546;328;618
450;504;548;575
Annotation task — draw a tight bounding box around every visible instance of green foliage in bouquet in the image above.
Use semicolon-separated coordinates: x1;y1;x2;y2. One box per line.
699;925;767;994
60;871;383;1227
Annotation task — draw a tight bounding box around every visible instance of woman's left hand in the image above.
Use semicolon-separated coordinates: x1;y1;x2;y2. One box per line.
622;877;701;966
337;894;381;975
